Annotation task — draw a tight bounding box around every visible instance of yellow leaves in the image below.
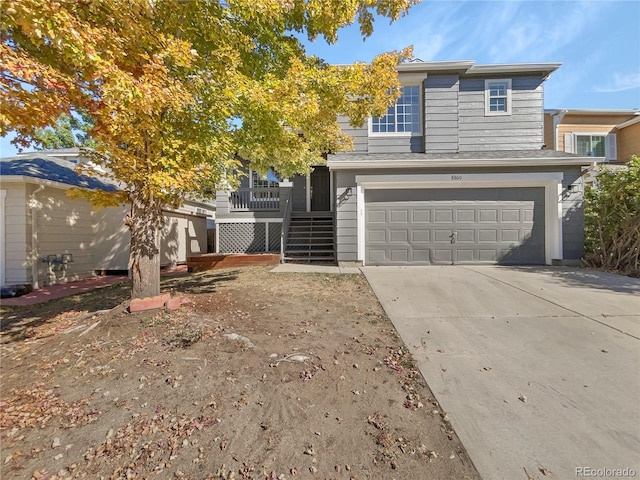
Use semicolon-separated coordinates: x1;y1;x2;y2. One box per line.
4;0;418;212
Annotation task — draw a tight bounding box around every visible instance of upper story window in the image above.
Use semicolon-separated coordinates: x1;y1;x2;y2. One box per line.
563;132;617;161
485;79;512;116
576;134;605;157
371;86;421;134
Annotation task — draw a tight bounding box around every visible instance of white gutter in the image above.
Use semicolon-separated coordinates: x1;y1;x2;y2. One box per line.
544;108;640;116
615;115;640;129
2;175;83;191
468;62;562;78
553;110;567;151
327;157;598;169
396;60;475;73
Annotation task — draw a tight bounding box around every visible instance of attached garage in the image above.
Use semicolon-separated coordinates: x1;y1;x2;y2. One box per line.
365;188;545;265
349;172;569;267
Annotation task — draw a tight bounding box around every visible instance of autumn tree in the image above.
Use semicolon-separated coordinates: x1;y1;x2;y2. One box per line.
33;112;97;150
1;0;417;299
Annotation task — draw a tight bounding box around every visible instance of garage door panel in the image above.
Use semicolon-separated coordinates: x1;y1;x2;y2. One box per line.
389;229;408;243
522;228;534;240
411;230;430;242
457;209;476;222
434;209;454;222
368;249;387;263
478;249;499;262
412;249;431;262
433;249;453;263
365;188;545;266
501;209;521;222
412;210;430;222
368;229;386;243
524;209;534;222
390;210;408;223
478;229;498;242
456;249;475;262
434;229;454;242
456;229;475;242
389;249;409;262
479;209;498;222
368;210;386;223
501;229;520;243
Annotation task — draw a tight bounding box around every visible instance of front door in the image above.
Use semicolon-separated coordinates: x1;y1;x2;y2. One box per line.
310;166;330;211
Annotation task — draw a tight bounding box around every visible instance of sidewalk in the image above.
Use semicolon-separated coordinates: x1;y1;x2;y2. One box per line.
1;275;129;307
270;264;361;274
1;266;189;307
1;264;359;307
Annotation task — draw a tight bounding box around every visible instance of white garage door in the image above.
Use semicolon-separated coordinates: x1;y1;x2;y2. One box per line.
365;188;545;265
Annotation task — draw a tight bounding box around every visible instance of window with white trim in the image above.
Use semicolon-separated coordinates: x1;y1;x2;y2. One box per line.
371;86;421;134
251;169;279;189
485;79;512;116
564;132;616;161
250;169;280;198
575;134;605;157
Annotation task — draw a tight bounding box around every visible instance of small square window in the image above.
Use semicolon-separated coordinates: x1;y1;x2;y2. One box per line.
485;79;512;116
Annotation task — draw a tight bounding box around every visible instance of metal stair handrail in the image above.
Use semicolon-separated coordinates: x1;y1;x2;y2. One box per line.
280;188;294;263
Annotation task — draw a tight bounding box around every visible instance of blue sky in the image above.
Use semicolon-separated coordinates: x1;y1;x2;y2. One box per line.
1;0;638;157
299;0;639;109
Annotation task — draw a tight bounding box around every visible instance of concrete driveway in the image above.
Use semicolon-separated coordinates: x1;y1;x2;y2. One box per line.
362;266;640;480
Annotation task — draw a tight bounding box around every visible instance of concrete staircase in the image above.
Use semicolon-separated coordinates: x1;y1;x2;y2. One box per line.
283;212;336;264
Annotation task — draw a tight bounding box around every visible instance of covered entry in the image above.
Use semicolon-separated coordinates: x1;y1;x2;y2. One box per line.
365;188;545;265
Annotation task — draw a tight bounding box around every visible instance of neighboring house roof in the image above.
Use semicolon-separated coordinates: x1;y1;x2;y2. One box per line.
327;150;597;169
1;152;216;212
545;108;640;116
615;116;640;129
0;153;118;191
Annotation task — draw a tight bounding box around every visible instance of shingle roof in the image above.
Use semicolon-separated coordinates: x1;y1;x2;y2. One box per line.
0;154;118;191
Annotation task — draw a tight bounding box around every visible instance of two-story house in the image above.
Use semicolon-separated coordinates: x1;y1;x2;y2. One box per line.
215;60;596;267
543;108;640;163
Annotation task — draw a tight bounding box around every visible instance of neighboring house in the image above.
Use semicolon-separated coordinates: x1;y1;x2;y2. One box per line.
544;109;640;163
0;150;215;291
217;60;598;266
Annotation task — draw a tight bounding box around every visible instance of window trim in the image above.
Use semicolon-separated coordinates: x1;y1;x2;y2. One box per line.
485;78;512;116
368;85;422;137
572;132;608;158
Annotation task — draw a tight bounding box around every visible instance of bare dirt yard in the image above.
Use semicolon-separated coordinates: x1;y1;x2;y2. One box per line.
0;267;480;480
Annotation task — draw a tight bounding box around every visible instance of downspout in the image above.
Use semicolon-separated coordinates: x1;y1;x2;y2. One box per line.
29;185;45;289
553;110;567;151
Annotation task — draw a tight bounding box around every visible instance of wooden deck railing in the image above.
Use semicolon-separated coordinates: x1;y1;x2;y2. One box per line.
229;187;280;212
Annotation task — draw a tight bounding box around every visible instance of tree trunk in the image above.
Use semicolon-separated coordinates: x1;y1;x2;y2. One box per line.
126;191;165;299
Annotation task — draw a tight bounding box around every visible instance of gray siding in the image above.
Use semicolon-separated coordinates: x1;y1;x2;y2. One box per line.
458;76;544;151
368;135;423;154
335;172;358;262
425;75;459;153
337;115;367;153
561;167;585;261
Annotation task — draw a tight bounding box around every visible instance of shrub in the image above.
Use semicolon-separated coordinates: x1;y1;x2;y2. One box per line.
583;155;640;275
